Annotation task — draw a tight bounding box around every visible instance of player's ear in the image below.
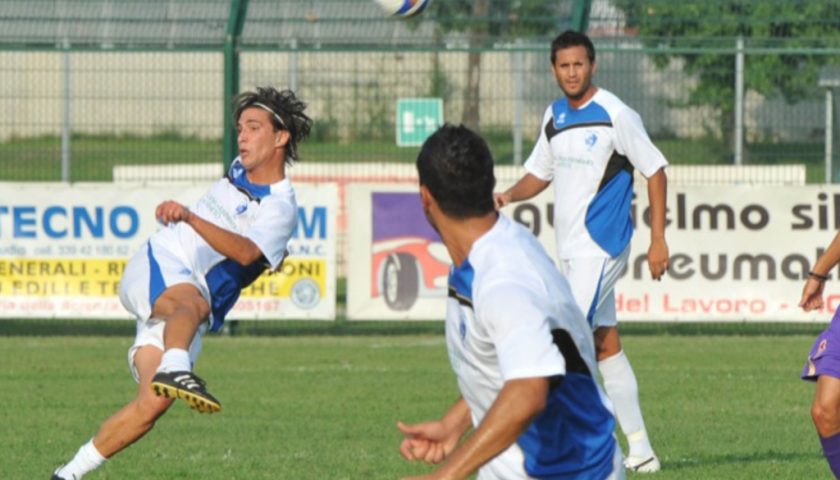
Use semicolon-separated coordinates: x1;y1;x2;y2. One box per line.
275;130;290;148
591;59;598;75
419;184;434;210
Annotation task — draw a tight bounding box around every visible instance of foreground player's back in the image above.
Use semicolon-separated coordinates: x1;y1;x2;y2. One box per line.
462;214;618;478
472;213;598;370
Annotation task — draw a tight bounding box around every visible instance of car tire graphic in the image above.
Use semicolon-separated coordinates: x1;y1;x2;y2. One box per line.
382;253;419;311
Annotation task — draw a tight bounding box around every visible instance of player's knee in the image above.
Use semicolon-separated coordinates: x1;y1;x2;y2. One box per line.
175;298;210;324
811;399;840;436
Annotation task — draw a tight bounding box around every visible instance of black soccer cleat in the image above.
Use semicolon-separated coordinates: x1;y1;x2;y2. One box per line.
151;371;222;413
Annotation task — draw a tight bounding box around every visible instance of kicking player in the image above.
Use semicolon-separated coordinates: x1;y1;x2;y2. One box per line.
801;229;840;479
494;30;668;473
397;124;624;480
51;86;312;480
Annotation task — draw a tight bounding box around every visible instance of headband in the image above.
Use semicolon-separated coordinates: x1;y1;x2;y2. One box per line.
251;102;286;129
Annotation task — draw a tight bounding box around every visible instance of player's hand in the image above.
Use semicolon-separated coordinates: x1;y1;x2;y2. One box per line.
647;239;669;281
800;277;826;312
397;420;459;464
493;192;511;210
155;200;192;226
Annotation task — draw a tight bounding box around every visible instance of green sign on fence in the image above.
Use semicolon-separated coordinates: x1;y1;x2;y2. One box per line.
396;98;443;147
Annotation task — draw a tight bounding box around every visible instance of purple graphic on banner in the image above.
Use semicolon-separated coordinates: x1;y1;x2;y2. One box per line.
372;192;440;242
370;192;448;312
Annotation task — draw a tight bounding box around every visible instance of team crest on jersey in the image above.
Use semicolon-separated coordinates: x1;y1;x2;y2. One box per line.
584;131;598;150
816;339;829;359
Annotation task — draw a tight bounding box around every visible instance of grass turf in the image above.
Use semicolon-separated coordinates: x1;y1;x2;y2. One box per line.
0;331;830;479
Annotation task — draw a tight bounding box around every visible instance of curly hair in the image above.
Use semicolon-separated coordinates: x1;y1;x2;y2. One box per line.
232;87;313;163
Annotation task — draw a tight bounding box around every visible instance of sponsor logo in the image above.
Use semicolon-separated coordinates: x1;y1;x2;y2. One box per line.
290;278;320;310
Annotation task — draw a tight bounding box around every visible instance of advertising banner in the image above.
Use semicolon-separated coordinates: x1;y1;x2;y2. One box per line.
347;182;837;322
0;181;337;320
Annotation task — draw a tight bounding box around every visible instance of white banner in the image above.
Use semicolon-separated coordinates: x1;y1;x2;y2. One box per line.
347;182;837;322
0;181;337;320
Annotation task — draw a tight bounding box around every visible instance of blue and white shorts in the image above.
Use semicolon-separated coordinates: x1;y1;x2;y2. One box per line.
557;245;630;330
119;242;208;382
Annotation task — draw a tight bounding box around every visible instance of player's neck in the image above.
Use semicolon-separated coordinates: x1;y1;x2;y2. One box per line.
246;157;286;185
567;85;598;110
439;212;498;267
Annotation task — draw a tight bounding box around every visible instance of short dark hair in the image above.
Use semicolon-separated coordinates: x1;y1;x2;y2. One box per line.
232;87;313;163
416;124;496;219
551;30;596;65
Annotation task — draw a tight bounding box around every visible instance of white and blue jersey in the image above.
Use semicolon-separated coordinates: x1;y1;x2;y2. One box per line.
119;157;297;331
524;88;667;259
446;214;617;479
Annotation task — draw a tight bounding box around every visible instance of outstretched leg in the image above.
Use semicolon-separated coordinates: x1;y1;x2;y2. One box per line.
53;346;173;479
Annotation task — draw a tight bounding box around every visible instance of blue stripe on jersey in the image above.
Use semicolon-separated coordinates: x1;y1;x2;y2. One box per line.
518;373;617;480
584;169;634;257
552;97;612;130
228;161;271;201
146;242;166;309
448;260;475;307
204;258;267;331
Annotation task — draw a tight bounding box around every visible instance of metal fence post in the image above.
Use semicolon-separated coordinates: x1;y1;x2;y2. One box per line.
222;0;249;170
512;45;524;166
734;36;744;166
61;44;71;182
827;88;834;184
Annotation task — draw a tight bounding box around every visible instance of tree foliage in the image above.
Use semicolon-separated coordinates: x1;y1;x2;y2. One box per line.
429;0;565;44
424;0;566;130
612;0;840;115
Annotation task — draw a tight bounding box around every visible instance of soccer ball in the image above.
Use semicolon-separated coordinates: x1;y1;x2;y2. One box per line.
373;0;431;18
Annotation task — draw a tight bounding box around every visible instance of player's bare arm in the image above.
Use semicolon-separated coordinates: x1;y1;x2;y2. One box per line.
155;199;263;266
404;377;549;480
493;173;551;209
800;229;840;311
398;397;471;465
646;168;669;280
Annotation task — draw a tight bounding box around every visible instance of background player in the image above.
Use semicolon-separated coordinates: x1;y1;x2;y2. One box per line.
494;30;668;473
801;229;840;479
397;124;623;480
52;86;312;479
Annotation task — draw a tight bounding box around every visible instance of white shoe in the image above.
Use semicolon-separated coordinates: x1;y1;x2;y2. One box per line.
624;454;660;473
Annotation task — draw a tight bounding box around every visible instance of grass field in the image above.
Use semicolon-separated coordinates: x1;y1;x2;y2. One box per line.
0;325;832;479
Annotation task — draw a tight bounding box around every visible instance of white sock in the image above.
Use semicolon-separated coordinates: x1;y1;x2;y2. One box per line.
55;439;106;479
156;348;191;373
598;350;654;459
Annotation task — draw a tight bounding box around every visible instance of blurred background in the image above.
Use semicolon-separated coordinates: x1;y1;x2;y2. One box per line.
2;0;838;183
